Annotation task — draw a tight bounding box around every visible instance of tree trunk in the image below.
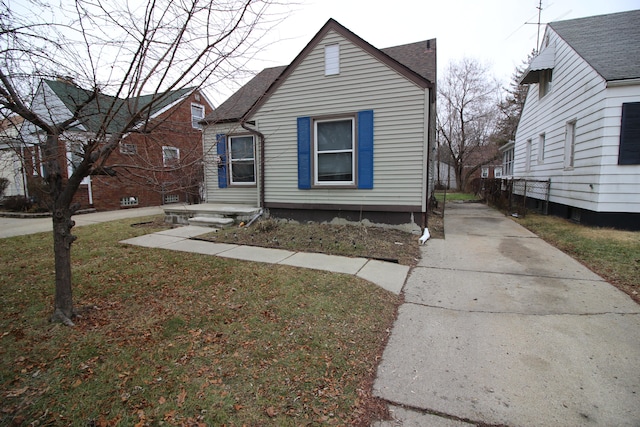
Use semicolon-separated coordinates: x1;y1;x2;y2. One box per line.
50;208;77;325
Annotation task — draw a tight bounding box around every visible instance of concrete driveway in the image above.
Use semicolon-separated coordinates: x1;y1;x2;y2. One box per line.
374;202;640;426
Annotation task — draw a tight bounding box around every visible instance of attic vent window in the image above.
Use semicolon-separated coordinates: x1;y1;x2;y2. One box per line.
325;44;340;76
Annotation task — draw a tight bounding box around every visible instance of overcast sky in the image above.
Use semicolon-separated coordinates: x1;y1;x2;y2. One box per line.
215;0;638;104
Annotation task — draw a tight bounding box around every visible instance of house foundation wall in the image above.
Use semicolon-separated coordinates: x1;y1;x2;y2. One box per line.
266;207;423;233
542;200;640;231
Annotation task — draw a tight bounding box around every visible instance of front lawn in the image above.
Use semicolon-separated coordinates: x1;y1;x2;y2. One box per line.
515;213;640;304
0;217;400;425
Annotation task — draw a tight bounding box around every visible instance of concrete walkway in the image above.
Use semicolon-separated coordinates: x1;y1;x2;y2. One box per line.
373;202;640;426
0;205;410;294
120;225;410;295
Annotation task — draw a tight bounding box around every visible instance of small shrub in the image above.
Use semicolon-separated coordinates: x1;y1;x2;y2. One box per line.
0;177;9;197
1;195;32;212
255;218;278;233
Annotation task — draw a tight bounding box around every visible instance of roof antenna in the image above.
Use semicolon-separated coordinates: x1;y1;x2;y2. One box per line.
535;0;543;53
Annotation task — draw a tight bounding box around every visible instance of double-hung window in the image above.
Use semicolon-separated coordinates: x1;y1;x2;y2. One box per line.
314;117;354;185
191;103;205;129
297;110;373;190
163;146;180;167
228;135;255;185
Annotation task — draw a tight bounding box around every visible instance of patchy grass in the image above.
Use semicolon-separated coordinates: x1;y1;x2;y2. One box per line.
515;213;640;303
434;191;479;203
0;216;401;426
201;219;427;266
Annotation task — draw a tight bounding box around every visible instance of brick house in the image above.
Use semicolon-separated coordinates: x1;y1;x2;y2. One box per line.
21;79;213;211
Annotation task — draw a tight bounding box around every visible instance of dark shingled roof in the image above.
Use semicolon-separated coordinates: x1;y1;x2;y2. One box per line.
204;19;436;124
549;9;640;82
44;79;194;133
381;39;436;84
202;66;286;124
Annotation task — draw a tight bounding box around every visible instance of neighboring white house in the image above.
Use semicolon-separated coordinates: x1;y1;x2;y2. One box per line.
201;19;437;231
0;116;27;198
514;10;640;230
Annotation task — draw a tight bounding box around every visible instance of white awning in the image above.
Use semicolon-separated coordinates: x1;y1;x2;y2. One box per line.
520;45;556;84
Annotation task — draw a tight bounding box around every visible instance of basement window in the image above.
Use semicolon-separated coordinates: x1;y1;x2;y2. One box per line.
164;194;179;204
121;196;139;207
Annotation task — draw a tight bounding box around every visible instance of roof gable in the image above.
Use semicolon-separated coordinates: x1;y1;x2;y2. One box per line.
203;18;436;124
549;9;640;82
44;79;196;133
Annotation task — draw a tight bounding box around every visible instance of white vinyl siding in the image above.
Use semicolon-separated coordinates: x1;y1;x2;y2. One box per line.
513;26;640;213
251;30;428;209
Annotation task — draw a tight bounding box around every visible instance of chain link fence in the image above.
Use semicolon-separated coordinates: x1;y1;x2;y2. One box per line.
478;178;550;217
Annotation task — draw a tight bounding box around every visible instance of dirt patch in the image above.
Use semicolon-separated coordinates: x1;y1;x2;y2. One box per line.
198;213;443;267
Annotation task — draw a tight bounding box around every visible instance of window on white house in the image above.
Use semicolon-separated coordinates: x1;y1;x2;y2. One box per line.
538;133;546;164
539;69;552;98
503;148;514;176
481;167;489;178
228;135;255;185
325;44;340;76
565;120;576;169
314;117;354;185
618;102;640;165
525;139;532;172
120;143;137;155
162;146;180;167
494;167;502;178
191;103;205;129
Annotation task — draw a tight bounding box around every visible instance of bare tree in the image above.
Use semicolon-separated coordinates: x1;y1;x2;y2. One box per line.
437;58;501;192
0;0;277;325
493;51;534;146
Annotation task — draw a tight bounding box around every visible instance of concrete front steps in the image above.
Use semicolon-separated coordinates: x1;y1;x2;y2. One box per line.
163;203;261;229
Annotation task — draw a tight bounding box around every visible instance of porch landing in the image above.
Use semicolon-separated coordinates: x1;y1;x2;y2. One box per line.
163;203;261;228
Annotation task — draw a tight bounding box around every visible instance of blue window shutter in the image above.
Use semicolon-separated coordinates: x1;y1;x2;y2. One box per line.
216;134;227;188
297;117;311;189
357;110;374;189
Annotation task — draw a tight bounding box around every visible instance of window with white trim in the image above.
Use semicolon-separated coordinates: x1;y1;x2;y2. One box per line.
191;103;204;129
481;167;489;178
325;44;340;76
228;135;255;185
162;146;180;167
314;117;354;185
538;133;546;164
539;69;552;98
503;147;514;176
494;167;502;178
564;120;576;168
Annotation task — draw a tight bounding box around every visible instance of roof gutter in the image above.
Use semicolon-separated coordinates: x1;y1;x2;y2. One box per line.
606;78;640;88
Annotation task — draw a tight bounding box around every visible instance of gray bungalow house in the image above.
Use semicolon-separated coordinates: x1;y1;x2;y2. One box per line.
201;18;436;231
514;10;640;229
